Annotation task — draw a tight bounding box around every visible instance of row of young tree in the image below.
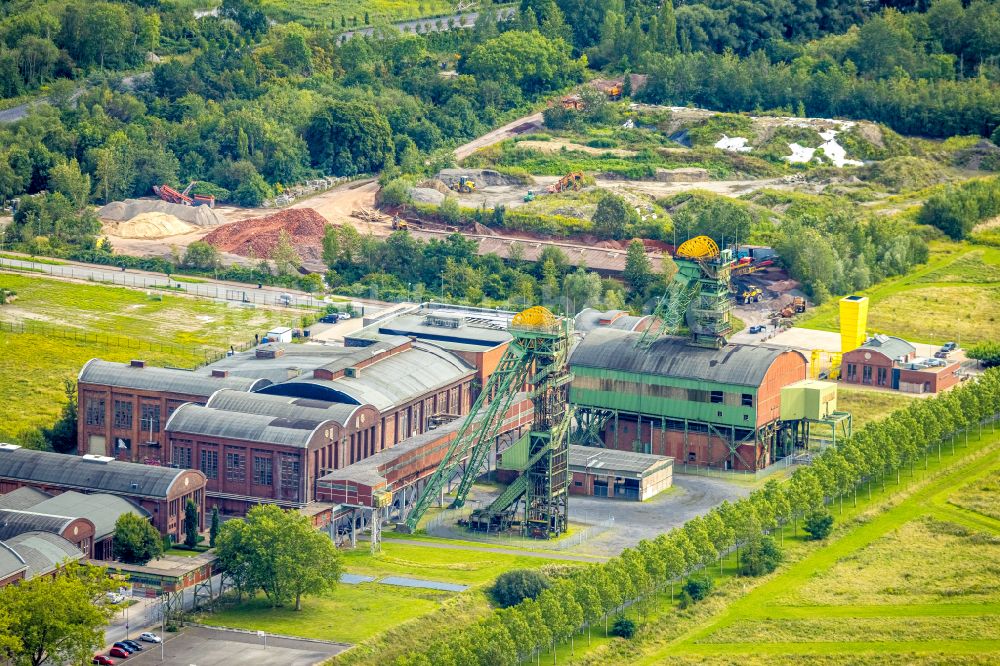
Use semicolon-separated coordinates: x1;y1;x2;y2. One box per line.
396;368;1000;665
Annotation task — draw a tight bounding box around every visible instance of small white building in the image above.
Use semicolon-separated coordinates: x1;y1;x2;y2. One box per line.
266;327;293;344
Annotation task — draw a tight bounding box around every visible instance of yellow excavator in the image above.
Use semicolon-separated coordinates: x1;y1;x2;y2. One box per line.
451;177;476;193
741;286;763;304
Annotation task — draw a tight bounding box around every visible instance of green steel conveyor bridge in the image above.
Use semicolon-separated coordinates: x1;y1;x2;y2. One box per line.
399;307;574;538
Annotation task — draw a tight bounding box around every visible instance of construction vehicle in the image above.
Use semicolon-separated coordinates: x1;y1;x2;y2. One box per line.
546;172;584;194
391;216;408;231
607;84;622;101
523;191;535;202
731;257;774;277
152;181;215;208
793;296;806;313
741;286;763;304
450;177;476;194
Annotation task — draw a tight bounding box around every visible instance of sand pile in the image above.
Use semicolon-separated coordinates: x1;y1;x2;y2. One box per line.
111;212;197;239
204;208;327;262
98;199;225;227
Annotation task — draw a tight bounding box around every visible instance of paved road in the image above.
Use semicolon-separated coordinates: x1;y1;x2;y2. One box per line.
338;7;516;43
0;253;388;313
564;475;752;557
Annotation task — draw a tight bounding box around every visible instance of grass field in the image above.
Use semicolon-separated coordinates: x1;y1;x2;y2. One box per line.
799;242;1000;345
836;387;917;428
207;536;580;655
949;468;1000;521
261;0;456;26
0;273;294;442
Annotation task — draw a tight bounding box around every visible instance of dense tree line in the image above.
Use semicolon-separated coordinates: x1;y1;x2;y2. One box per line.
917;176;1000;239
396;369;1000;665
320;225;640;310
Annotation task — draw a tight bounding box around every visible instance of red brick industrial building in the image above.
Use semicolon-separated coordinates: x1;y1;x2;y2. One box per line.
841;335;961;394
0;443;206;542
77;359;271;463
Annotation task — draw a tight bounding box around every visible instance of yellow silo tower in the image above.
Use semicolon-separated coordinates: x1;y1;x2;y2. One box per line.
839;295;869;353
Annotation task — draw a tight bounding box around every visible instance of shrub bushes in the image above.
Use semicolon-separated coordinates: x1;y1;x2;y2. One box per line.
804;510;835;540
611;617;636;638
682;573;714;602
738;536;783;576
491;569;550;608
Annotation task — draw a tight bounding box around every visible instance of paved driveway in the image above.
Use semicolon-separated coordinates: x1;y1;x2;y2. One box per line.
125;625;349;666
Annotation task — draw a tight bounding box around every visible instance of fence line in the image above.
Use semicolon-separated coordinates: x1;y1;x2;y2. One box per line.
0;256;328;309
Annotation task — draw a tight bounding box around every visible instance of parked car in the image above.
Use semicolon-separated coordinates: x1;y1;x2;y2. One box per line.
108;647;129;658
319;313;339;324
942;341;957;352
934;350;951;359
338;312;352;320
139;632;162;643
748;325;766;334
112;642;135;654
92;656;115;665
104;592;125;604
121;640;143;652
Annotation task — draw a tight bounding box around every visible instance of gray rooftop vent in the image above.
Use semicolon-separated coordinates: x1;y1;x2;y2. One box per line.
81;454;114;464
425;315;464;329
0;443;22;452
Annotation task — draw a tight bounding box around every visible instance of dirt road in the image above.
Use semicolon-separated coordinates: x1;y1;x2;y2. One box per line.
454;111;544;161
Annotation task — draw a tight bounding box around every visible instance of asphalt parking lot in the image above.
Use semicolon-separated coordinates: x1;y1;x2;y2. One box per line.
124;625;349;666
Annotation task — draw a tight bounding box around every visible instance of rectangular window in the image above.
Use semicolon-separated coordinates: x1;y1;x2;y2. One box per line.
862;365;873;385
847;364;857;381
225;450;246;482
741;393;754;407
280;455;301;490
113;400;133;429
877;367;887;386
140;404;161;433
200;449;218;479
174;446;192;469
710;391;724;404
253;455;273;486
85;398;106;426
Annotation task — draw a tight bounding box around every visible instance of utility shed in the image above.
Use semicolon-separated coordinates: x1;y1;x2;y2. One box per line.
567;446;673;501
780;380;838;421
570;329;807;471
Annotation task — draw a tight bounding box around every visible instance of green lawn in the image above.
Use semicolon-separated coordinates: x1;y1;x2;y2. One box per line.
340;540;578;587
206;584;452;644
0;273;294;442
261;0;456;26
799;242;1000;345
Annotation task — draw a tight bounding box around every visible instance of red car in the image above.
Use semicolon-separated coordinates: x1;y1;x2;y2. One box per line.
109;647;129;658
92;657;115;665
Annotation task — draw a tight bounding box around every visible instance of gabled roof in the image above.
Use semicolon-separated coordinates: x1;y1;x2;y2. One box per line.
570;329;804;387
79;359;271;397
3;531;82;578
0;486;53;510
0;445;201;499
857;334;916;361
28;491;147;540
166;404;330;449
0;540;27;580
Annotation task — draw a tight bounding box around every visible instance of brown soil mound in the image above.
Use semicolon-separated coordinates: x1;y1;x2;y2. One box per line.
204;209;327;262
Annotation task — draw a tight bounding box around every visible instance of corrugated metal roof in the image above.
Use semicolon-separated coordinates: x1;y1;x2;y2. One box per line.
570;329;800;387
266;343;474;412
79;359;271;397
167;404;329;448
0;486;52;510
29;491;146;540
0;540;27;580
205;389;367;427
203;344;360;384
0;509;76;540
3;531;82;578
567;445;672;476
0;446;194;498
